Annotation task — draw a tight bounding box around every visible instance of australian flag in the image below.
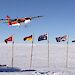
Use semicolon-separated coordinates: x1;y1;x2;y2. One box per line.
56;35;67;42
38;34;47;41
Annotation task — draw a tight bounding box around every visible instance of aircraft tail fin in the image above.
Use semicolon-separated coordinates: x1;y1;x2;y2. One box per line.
6;16;12;26
6;15;10;20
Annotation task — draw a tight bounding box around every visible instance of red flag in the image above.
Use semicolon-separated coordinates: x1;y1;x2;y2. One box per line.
4;36;13;44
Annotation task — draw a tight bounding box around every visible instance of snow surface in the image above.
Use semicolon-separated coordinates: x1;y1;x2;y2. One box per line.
0;43;75;75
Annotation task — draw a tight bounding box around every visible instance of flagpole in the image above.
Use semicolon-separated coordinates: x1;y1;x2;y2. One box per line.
47;33;49;67
11;35;14;68
66;35;69;68
30;34;34;68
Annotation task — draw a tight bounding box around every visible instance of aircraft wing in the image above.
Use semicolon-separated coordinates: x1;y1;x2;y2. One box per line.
31;16;43;19
0;19;8;23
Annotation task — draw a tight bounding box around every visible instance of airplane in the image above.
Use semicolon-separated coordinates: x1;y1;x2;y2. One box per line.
0;15;43;27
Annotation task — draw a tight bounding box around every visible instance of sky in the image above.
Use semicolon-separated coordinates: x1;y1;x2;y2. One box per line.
0;0;75;44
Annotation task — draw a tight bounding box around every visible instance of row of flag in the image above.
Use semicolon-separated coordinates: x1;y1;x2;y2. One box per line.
4;34;48;44
4;34;75;44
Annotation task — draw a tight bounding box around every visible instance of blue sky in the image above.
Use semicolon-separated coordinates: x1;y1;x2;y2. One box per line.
0;0;75;44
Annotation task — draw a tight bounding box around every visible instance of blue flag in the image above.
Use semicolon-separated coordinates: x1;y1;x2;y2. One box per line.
72;40;75;42
38;34;47;41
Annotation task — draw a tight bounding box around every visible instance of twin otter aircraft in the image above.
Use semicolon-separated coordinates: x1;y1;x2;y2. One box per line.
0;15;43;27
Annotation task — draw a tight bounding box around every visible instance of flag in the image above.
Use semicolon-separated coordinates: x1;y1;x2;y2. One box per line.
56;35;67;42
38;34;47;41
4;36;13;44
72;40;75;42
23;35;32;41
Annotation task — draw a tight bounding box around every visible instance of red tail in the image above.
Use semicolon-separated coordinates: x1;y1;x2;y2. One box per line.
6;16;12;25
6;15;10;20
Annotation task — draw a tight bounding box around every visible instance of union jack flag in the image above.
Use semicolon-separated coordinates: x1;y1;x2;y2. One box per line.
56;35;67;42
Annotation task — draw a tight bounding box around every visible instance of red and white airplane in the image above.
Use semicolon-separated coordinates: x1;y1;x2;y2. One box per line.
0;15;43;26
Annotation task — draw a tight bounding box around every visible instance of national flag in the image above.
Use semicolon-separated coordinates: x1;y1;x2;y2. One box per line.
72;40;75;42
38;34;47;41
23;35;32;41
56;35;67;42
4;36;13;44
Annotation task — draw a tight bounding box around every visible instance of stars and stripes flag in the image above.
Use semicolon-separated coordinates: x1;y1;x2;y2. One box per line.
56;35;67;42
